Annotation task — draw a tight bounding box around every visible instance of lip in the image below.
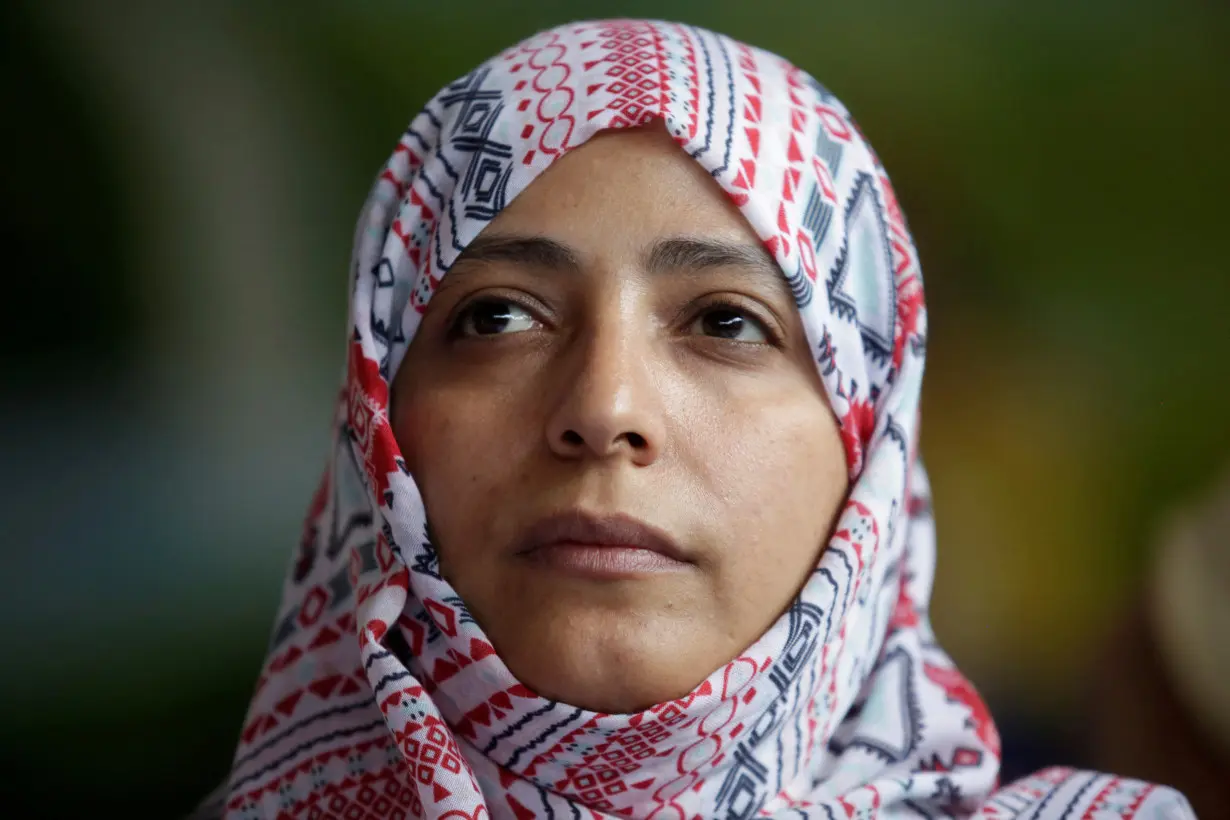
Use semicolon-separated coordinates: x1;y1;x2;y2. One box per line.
515;511;692;578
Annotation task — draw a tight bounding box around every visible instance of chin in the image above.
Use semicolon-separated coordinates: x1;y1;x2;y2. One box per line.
495;605;715;714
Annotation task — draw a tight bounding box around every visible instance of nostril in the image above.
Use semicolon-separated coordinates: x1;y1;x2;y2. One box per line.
625;432;647;449
562;429;585;446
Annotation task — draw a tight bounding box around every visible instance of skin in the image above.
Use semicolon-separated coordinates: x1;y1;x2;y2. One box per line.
392;124;848;715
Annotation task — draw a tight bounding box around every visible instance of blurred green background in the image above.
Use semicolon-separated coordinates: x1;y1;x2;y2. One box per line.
2;1;1227;816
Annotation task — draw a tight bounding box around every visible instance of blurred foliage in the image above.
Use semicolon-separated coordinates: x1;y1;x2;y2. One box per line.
0;2;136;383
2;0;1227;816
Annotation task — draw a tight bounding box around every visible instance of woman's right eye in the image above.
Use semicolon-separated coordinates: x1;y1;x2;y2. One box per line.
452;299;540;337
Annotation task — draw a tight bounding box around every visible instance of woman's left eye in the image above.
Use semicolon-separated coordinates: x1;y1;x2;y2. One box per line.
690;306;770;343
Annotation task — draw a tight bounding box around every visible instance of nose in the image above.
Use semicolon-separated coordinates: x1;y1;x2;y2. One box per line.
545;318;664;466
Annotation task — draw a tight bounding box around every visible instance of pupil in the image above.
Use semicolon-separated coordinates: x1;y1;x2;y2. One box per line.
704;310;743;338
472;301;512;334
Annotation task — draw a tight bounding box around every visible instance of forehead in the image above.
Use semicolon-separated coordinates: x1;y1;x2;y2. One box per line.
484;124;763;250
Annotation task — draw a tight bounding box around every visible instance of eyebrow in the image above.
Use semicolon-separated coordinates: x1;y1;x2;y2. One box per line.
451;234;582;274
642;237;784;288
451;234;786;292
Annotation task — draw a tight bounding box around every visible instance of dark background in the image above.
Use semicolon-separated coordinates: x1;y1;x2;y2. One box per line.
3;1;1228;816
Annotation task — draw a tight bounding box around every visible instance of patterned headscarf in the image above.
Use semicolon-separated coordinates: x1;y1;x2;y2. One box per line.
210;20;1192;820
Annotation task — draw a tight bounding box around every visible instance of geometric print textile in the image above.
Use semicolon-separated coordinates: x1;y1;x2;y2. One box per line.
203;19;1195;820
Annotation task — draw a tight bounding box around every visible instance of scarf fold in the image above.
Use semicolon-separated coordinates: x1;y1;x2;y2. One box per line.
216;20;1192;820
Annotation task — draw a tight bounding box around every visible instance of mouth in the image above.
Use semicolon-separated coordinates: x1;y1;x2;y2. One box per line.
515;511;693;579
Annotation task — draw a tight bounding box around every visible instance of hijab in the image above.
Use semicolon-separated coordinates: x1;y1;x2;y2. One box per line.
207;20;1193;820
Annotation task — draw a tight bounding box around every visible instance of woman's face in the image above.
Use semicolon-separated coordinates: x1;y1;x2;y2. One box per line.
393;125;848;714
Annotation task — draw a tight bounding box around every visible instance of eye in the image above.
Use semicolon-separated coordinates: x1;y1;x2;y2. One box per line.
452;298;540;337
690;305;770;344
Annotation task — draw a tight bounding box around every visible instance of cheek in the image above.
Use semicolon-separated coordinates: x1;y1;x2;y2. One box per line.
691;395;842;508
701;397;847;571
766;406;847;529
394;396;492;517
392;394;443;477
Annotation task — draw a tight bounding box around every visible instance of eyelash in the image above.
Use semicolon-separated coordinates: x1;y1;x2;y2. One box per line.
446;295;781;346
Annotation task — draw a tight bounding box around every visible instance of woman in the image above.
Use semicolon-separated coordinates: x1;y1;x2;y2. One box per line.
204;20;1194;819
